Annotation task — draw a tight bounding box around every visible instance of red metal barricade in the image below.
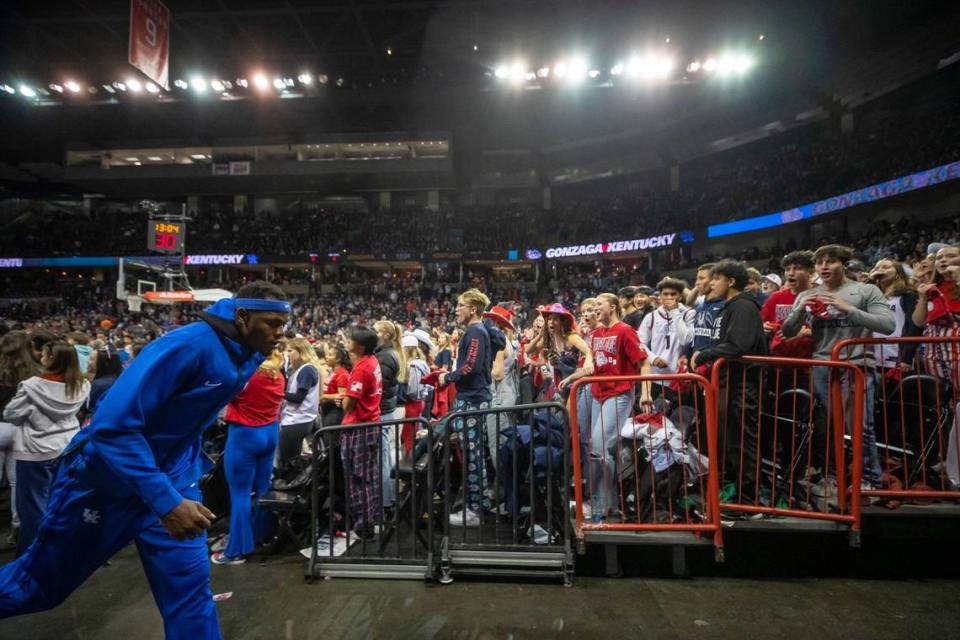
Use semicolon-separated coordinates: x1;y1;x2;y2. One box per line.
832;337;960;505
710;356;866;540
568;374;723;556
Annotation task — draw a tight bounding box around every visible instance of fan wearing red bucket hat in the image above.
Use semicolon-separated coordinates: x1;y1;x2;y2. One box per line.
525;303;593;394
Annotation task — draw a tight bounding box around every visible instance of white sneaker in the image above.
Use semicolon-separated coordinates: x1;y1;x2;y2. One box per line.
210;551;246;565
448;509;481;527
580;503;593;519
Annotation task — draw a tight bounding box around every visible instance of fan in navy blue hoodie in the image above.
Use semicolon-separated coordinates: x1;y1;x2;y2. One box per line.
439;290;505;520
0;285;290;640
444;319;506;403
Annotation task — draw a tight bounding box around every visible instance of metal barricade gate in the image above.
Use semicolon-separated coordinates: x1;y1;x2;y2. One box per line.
833;337;960;511
307;417;436;581
568;373;724;572
711;356;865;545
438;402;574;586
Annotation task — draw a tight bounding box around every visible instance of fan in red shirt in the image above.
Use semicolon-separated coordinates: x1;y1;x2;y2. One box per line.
319;344;352;427
760;251;816;358
340;326;383;539
214;351;285;563
584;293;652;520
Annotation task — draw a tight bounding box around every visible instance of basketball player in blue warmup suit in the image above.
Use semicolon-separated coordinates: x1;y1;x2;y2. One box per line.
0;282;291;640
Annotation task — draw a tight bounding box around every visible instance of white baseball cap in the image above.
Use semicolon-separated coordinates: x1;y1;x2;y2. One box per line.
762;273;783;288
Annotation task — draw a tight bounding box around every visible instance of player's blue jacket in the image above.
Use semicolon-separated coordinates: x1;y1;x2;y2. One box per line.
64;300;265;518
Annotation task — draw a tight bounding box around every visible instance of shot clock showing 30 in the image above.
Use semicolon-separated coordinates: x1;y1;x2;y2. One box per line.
147;219;185;253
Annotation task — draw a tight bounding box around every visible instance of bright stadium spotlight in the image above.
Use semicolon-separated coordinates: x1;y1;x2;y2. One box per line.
253;74;269;90
127;78;142;92
610;62;624;76
173;79;188;89
1;84;15;94
64;80;81;93
102;84;116;93
494;65;509;80
272;77;285;90
524;71;536;82
553;60;568;78
703;57;717;72
536;66;550;78
567;56;588;83
298;73;312;85
113;81;127;91
588;69;600;79
210;79;224;92
508;62;527;85
145;82;159;93
49;83;63;93
189;76;208;92
236;77;249;88
18;85;36;97
686;60;701;73
318;74;329;85
715;53;753;75
733;53;754;73
283;77;294;87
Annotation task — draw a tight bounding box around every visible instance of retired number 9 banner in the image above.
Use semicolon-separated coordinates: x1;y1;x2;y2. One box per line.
128;0;170;90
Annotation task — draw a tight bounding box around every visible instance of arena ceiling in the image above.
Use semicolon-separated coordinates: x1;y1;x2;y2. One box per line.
0;0;954;88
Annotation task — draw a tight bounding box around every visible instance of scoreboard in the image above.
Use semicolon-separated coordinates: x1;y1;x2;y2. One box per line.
147;220;186;254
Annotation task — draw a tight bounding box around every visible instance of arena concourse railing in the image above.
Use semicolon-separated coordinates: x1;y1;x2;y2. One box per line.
307;416;436;581
568;374;725;562
710;356;866;546
832;337;960;507
436;401;574;586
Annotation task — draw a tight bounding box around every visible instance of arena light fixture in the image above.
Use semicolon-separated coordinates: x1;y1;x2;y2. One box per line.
189;76;208;92
113;81;127;91
588;69;601;79
1;84;15;94
494;65;509;80
565;57;589;83
610;63;625;76
18;85;35;97
49;83;64;93
236;77;249;88
64;80;81;93
210;79;224;92
536;66;550;78
553;61;568;79
298;73;312;85
272;77;285;90
127;78;143;92
508;62;527;85
686;60;702;73
102;84;116;93
173;79;188;89
144;81;159;93
702;57;718;72
283;77;294;87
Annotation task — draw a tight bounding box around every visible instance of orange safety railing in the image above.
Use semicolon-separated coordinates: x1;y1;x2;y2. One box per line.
832;336;960;504
568;373;723;554
710;356;866;539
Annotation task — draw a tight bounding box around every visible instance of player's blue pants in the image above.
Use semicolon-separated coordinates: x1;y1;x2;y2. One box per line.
223;422;277;559
0;454;222;640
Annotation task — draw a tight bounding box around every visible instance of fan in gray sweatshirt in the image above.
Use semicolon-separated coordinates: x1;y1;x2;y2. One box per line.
3;377;91;461
781;279;895;363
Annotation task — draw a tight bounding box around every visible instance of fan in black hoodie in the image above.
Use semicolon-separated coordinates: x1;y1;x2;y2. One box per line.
692;261;768;508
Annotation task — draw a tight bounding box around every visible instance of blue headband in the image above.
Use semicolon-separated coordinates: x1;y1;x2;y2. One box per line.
234;298;292;313
205;297;291;322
